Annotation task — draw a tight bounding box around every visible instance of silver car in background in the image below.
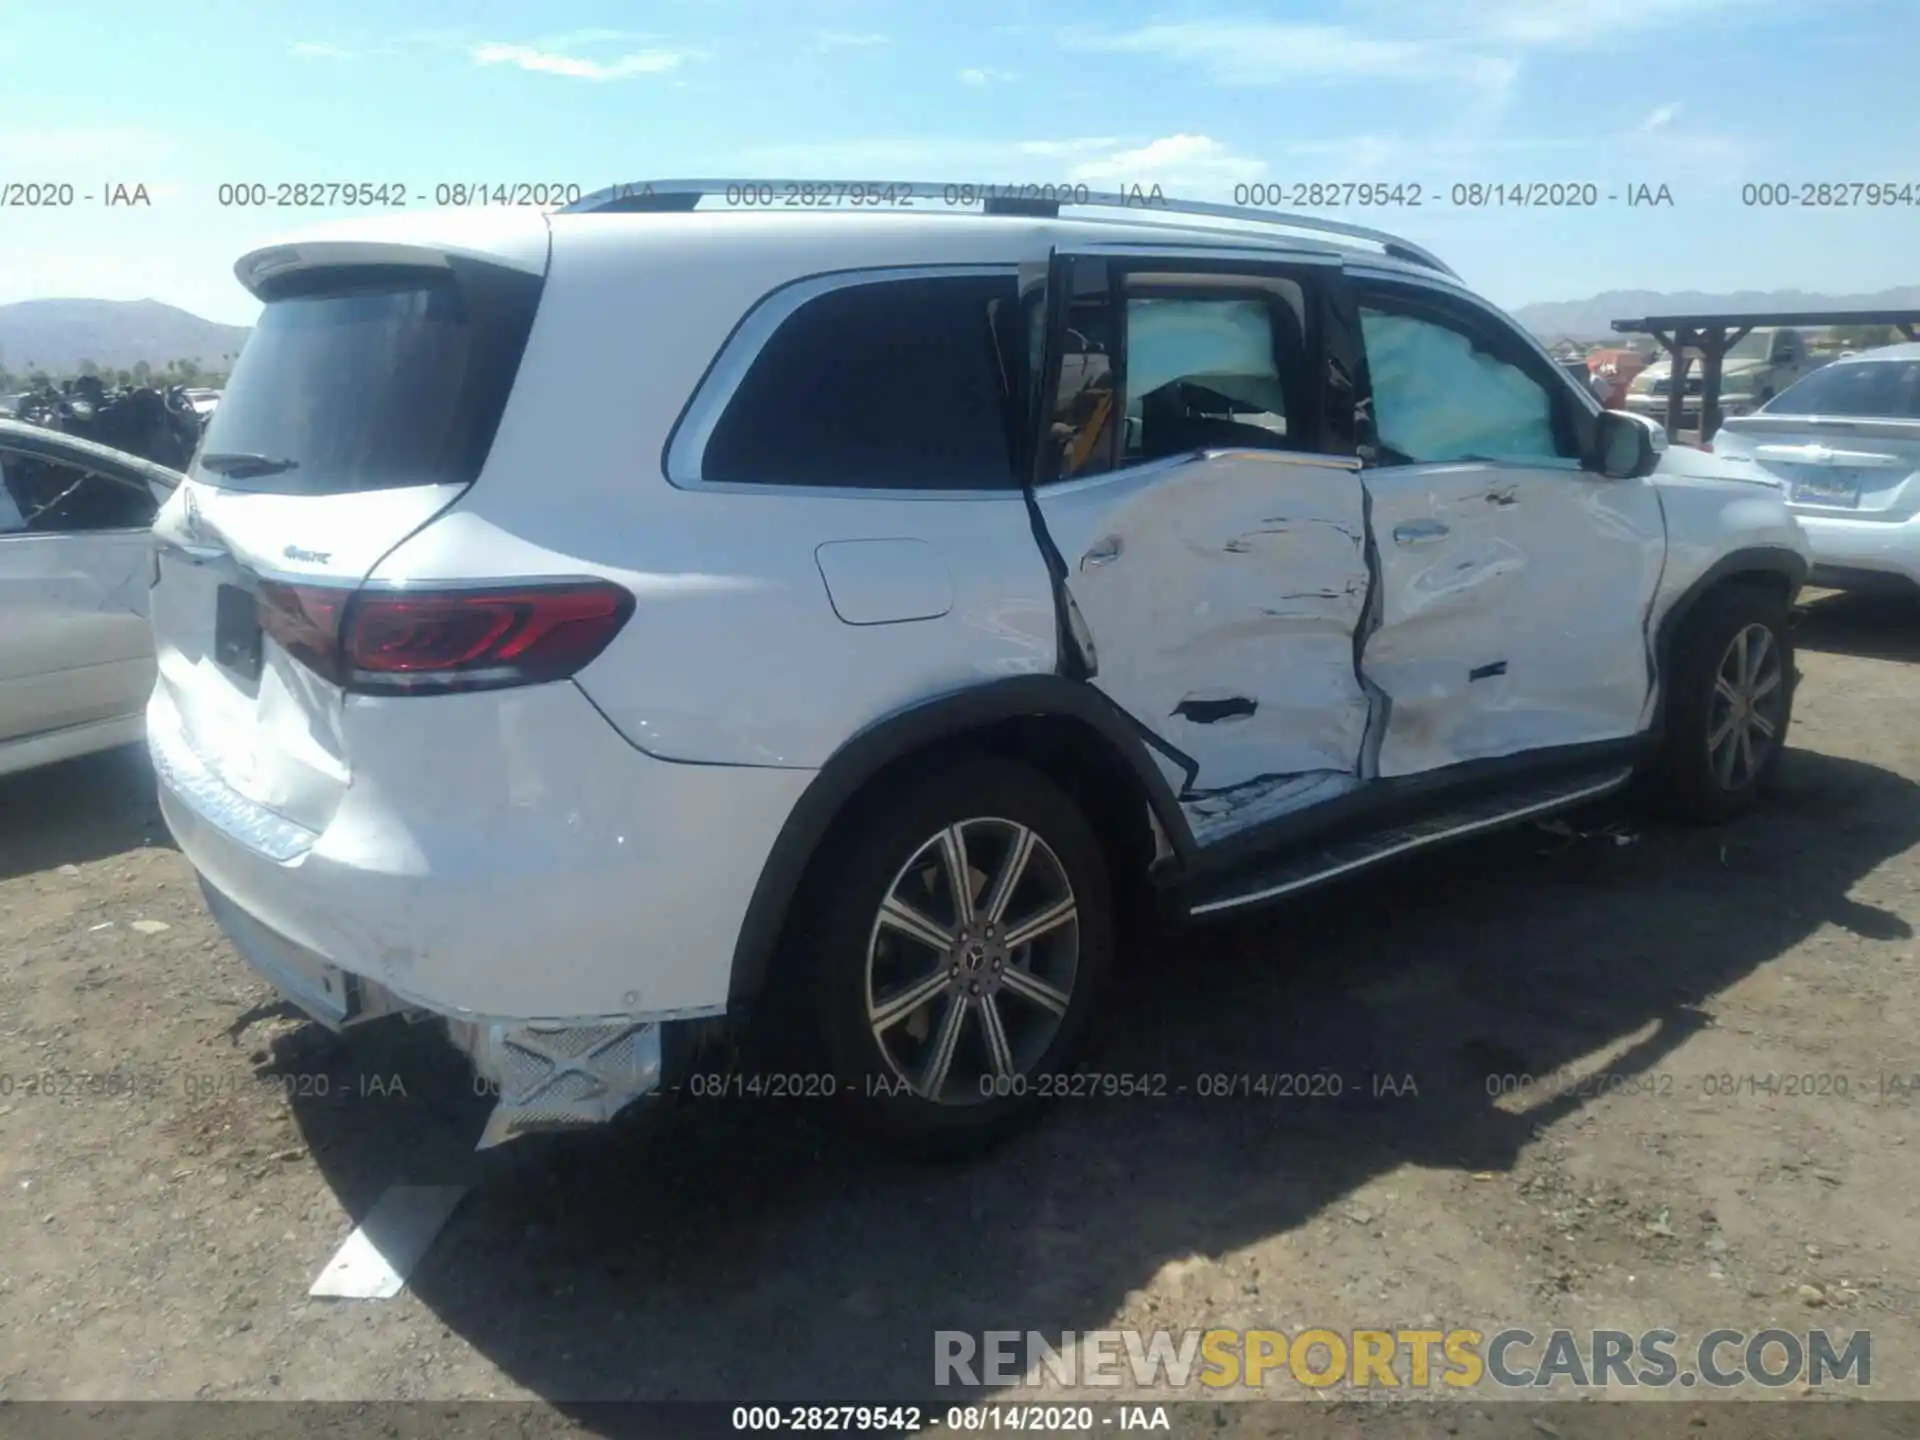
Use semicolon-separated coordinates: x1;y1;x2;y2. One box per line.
0;417;180;776
1709;343;1920;597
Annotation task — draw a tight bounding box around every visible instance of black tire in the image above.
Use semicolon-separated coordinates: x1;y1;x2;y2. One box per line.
1652;583;1795;823
797;757;1113;1156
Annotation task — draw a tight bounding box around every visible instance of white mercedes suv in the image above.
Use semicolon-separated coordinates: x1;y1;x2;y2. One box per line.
148;181;1810;1153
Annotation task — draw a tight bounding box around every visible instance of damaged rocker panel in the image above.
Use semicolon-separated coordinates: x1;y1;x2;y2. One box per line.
1189;765;1634;916
1181;769;1366;845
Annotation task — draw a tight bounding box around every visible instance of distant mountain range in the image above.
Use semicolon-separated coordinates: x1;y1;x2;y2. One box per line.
1510;286;1920;342
0;298;252;375
1;285;1914;375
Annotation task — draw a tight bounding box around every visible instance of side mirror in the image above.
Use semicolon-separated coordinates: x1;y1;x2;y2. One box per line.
1592;409;1662;479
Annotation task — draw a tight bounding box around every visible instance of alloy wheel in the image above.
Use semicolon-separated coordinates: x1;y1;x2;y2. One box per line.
864;817;1080;1105
1707;622;1786;790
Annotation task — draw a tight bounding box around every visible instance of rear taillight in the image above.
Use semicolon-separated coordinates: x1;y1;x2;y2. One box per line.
256;580;633;695
256;581;350;681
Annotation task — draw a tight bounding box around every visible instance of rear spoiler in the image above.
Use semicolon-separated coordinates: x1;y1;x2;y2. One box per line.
235;214;551;299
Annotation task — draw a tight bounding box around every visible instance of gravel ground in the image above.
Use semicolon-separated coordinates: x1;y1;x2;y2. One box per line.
0;589;1916;1427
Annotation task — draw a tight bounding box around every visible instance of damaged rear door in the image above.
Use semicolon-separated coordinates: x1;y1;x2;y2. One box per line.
1028;251;1374;845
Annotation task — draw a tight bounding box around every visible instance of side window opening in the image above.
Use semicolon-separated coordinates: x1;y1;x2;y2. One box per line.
1037;267;1318;483
0;453;156;533
701;273;1026;490
1122;280;1310;462
1357;296;1579;466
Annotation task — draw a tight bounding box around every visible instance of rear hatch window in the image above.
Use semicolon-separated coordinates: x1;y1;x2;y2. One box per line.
193;259;542;495
1764;358;1920;419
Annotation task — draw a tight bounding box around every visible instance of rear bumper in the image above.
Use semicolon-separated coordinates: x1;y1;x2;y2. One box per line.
197;872;671;1147
1794;512;1920;590
149;678;816;1025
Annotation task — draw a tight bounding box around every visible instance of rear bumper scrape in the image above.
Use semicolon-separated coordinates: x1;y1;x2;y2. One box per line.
201;871;665;1148
149;700;318;863
448;1017;664;1149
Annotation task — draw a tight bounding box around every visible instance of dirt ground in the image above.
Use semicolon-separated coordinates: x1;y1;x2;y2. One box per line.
1;589;1917;1428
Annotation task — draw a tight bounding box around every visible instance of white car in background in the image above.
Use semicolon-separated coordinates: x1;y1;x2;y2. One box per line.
1710;343;1920;595
0;417;179;776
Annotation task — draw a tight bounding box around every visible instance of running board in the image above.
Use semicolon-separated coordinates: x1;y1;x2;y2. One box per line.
1186;765;1634;918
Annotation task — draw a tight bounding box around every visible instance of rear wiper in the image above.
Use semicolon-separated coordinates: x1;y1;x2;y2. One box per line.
198;451;299;478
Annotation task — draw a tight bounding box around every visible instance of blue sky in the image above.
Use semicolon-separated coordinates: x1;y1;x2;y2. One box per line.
1;0;1915;325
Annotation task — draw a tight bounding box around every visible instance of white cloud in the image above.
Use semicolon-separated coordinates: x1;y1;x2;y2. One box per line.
1637;102;1682;133
1013;137;1126;158
0;127;177;164
1064;20;1516;97
958;67;1017;85
723;134;1265;200
471;40;695;80
1437;0;1755;47
532;29;659;48
1067;1;1768;112
1061;134;1267;192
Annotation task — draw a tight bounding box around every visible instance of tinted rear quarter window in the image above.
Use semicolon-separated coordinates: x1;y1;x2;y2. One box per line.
194;259;542;495
699;274;1023;489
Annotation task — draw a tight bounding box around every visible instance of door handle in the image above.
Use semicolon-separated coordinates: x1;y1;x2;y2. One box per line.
1392;520;1450;548
1082;536;1123;569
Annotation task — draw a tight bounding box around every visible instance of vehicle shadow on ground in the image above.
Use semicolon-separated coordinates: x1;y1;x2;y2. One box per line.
0;744;170;882
270;742;1917;1407
1794;588;1920;664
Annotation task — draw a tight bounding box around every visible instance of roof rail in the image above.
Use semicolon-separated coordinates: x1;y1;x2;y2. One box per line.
557;178;1458;278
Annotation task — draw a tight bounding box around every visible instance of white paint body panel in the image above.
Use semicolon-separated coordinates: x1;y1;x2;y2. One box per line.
1036;451;1372;801
1360;460;1665;776
1791;511;1920;587
381;219;1062;770
151;676;812;1021
815;539;954;625
1641;447;1811;720
0;528;154;763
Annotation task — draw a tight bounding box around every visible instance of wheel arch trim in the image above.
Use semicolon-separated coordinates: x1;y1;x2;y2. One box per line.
1649;544;1807;729
726;675;1194;1004
1655;546;1807;662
